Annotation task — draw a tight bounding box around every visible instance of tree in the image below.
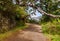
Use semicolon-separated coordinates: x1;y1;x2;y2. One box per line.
14;0;60;18
40;0;60;22
0;0;28;32
0;0;60;32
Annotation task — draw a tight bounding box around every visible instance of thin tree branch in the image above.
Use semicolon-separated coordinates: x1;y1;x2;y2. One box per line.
37;7;60;18
19;3;60;18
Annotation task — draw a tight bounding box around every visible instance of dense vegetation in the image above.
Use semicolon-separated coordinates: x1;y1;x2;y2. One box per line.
0;0;60;41
0;0;28;33
40;0;60;41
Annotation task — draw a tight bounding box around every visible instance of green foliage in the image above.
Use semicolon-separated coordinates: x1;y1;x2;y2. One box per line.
45;34;60;41
42;19;60;35
42;19;60;41
41;0;60;22
0;0;28;18
0;0;28;33
0;25;28;41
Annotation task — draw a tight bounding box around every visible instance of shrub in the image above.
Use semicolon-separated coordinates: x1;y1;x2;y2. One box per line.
42;20;60;35
0;0;28;33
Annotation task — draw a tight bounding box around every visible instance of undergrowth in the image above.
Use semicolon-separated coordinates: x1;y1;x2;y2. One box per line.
42;19;60;41
0;23;28;41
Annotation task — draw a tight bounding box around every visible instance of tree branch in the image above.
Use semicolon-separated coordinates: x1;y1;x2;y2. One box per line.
19;3;60;18
37;7;60;18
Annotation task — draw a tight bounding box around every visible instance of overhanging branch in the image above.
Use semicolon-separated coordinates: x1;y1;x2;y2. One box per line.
37;7;60;18
19;3;60;18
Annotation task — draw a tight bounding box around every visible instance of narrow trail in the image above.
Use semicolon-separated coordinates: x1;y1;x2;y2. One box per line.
4;23;51;41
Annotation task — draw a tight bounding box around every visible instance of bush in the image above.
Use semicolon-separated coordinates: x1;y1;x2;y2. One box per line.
0;0;28;33
42;20;60;35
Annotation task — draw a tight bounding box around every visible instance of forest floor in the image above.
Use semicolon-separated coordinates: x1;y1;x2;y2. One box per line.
4;23;51;41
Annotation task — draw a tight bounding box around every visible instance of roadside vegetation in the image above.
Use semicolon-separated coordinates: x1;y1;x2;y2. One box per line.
0;0;60;41
0;0;28;40
40;0;60;41
42;19;60;41
0;24;28;41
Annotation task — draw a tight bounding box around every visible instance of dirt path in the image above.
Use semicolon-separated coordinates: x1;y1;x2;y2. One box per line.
4;23;51;41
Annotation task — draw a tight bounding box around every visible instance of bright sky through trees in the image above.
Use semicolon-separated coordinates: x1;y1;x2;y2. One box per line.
12;0;42;18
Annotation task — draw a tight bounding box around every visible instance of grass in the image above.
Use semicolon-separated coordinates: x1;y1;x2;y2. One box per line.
0;24;28;41
42;20;60;41
45;34;60;41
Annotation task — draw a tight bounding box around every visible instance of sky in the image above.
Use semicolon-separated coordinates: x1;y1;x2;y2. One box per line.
12;0;42;17
12;0;42;21
31;10;42;17
26;6;42;21
26;6;42;17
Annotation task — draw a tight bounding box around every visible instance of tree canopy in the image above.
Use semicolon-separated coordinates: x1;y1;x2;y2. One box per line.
0;0;60;32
